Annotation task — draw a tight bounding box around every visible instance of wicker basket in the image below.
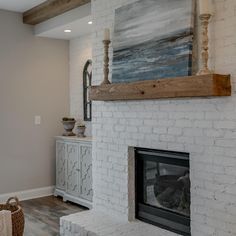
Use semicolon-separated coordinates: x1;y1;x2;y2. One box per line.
0;197;25;236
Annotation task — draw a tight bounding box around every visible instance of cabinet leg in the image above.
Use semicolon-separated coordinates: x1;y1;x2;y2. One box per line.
63;197;68;203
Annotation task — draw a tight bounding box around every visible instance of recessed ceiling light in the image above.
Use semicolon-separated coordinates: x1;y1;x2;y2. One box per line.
64;29;72;33
88;21;93;25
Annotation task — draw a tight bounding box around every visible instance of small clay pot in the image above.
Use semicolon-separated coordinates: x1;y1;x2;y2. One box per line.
77;125;86;137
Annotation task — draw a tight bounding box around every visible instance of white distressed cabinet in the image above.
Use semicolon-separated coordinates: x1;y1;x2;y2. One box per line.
54;136;92;209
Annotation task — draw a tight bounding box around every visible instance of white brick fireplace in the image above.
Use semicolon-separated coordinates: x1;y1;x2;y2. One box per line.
61;0;236;235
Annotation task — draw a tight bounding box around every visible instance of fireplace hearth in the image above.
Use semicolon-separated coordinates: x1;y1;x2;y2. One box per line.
135;148;190;236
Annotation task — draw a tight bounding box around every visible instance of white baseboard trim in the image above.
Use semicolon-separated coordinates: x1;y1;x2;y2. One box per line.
0;186;55;203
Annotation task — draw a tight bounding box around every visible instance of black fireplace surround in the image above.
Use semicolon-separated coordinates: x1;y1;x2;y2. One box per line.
135;148;190;236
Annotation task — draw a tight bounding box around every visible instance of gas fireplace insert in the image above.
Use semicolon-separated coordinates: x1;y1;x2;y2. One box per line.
135;148;190;236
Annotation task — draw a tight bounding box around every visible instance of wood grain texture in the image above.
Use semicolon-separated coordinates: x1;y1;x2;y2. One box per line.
89;74;231;101
23;0;91;25
21;196;86;236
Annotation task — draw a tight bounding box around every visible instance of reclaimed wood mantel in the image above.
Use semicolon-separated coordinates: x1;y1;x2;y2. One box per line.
89;74;231;101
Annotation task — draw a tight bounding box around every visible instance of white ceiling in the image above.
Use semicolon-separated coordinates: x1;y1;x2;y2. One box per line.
0;0;46;13
36;16;93;40
0;0;92;40
35;3;92;40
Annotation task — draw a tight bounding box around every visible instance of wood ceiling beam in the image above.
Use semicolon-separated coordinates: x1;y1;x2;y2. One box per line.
23;0;91;25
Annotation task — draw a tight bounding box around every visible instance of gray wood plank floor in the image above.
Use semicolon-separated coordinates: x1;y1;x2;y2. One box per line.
21;196;86;236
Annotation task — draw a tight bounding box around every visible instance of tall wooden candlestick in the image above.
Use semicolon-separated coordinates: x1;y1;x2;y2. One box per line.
101;40;111;85
197;13;212;75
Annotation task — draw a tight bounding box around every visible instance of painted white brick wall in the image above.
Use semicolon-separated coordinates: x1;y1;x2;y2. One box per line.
91;0;236;235
70;34;92;136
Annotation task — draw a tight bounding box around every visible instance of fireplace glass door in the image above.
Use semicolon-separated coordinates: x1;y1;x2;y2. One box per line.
135;148;190;236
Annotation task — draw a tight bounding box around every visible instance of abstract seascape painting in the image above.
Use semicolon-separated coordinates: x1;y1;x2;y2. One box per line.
112;0;194;83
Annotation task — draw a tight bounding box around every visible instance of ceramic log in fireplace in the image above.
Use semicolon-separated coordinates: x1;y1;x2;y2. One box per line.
135;148;190;236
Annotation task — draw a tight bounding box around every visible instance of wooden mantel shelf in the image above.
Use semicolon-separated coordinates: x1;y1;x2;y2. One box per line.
89;74;231;101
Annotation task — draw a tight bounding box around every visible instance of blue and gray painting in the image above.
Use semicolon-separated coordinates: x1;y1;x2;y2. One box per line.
112;0;194;83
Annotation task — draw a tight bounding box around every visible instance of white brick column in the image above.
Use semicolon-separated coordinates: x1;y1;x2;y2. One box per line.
88;0;236;235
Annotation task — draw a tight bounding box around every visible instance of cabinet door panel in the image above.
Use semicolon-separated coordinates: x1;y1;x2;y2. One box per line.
79;144;93;201
66;143;79;196
56;141;66;190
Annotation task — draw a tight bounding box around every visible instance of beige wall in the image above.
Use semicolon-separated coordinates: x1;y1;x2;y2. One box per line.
0;10;69;194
